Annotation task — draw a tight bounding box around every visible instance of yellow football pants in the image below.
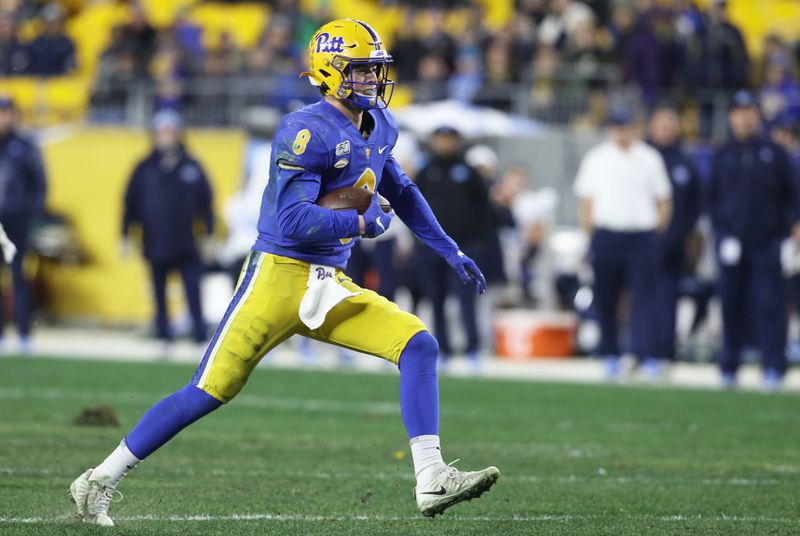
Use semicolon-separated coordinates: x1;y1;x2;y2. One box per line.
191;251;427;402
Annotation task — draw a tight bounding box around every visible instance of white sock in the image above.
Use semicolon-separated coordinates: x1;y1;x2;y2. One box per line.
410;435;444;488
91;440;141;486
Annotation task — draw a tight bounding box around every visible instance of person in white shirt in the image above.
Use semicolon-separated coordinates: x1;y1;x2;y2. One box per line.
573;110;672;379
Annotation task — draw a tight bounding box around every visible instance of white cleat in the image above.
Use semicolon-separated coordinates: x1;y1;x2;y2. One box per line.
414;460;500;517
68;469;119;526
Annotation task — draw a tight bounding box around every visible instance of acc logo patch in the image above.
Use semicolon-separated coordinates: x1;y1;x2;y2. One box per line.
334;158;349;168
335;140;351;156
315;32;345;54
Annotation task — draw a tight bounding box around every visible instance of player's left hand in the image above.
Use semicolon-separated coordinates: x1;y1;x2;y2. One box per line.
445;250;487;295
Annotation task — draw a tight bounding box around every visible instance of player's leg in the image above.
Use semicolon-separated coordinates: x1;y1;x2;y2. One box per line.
179;255;207;343
5;220;32;351
590;231;625;378
306;275;498;517
149;261;171;342
453;267;480;366
627;232;658;369
750;240;787;389
70;252;304;525
716;248;746;387
417;248;451;356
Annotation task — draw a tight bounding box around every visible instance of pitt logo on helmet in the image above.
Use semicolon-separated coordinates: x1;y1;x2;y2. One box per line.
302;19;395;110
315;33;345;54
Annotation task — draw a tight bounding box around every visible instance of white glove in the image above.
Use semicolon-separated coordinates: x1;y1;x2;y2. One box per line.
0;224;16;263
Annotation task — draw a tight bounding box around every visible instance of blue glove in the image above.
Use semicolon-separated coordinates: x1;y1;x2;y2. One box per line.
445;250;487;295
362;191;395;238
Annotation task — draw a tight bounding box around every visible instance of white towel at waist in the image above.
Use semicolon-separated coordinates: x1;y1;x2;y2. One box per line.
298;263;361;330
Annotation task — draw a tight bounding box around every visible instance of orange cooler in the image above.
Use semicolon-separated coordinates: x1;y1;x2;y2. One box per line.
494;310;577;360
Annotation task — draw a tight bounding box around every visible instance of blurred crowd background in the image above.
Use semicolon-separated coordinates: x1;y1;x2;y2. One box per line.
2;0;800;387
0;0;799;134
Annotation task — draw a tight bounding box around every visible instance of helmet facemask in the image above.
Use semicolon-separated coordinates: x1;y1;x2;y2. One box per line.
332;56;395;110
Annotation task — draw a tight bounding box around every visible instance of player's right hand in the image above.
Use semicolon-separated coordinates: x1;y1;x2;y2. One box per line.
362;191;395;238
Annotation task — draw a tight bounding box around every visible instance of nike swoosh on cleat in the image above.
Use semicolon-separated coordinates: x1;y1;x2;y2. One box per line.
421;486;447;496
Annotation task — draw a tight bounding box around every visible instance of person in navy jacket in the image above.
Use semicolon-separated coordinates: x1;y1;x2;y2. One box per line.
0;96;46;354
122;110;213;345
709;90;800;390
645;106;702;378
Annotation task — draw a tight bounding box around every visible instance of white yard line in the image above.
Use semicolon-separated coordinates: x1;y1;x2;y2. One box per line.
0;513;797;524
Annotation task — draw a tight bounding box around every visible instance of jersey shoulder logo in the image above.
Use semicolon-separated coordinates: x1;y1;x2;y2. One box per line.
335;140;351;156
378;145;389;155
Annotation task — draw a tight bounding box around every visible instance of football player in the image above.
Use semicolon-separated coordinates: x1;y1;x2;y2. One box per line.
69;19;499;525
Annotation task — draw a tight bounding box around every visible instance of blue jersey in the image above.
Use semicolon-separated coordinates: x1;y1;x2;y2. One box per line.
254;99;450;268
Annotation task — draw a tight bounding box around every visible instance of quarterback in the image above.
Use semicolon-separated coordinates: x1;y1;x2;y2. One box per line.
69;19;499;525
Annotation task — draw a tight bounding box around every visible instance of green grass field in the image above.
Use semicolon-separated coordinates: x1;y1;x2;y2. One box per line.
1;356;799;535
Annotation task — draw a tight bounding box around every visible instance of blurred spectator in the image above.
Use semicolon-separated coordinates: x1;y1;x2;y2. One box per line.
763;33;793;73
390;14;425;83
507;15;537;80
493;165;558;305
538;0;595;49
92;24;136;118
414;126;491;369
204;31;245;77
27;3;75;76
604;2;636;64
247;15;299;75
573;110;672;380
759;62;800;125
414;54;449;103
466;145;508;290
685;0;749;136
646;106;702;378
448;51;483;103
122;110;213;346
770;117;800;362
0;96;47;354
122;6;157;78
686;0;749;90
708;91;799;390
476;38;513;110
622;5;683;109
173;10;204;66
565;21;608;86
529;45;561;120
418;9;457;74
0;12;31;75
516;0;548;26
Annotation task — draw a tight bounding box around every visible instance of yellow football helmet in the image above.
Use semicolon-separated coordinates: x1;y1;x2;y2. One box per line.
302;19;394;110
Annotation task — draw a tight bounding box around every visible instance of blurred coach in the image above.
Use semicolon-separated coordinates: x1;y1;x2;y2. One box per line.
122;110;214;345
414;126;492;369
646;106;702;377
709;91;800;390
0;96;46;354
574;111;672;379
